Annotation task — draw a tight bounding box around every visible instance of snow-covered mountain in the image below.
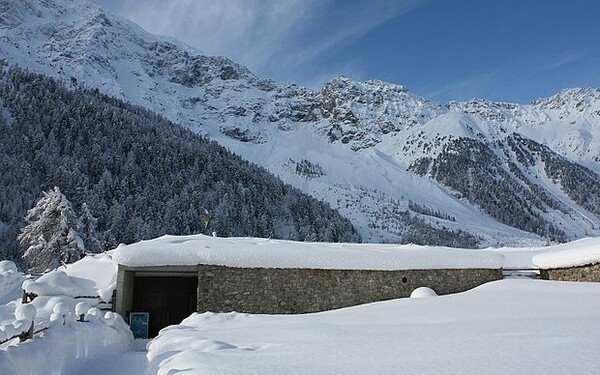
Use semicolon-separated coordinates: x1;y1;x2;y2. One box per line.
2;0;600;247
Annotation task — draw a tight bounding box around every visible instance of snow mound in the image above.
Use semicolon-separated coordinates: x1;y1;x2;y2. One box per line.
532;237;600;269
0;312;133;375
147;313;255;375
75;301;92;316
0;261;24;304
24;270;97;297
61;253;116;291
0;250;132;375
23;253;117;300
112;234;504;270
410;287;438;298
53;301;70;315
0;260;18;273
14;303;36;321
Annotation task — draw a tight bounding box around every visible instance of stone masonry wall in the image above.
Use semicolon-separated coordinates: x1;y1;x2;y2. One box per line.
539;263;600;282
197;265;502;314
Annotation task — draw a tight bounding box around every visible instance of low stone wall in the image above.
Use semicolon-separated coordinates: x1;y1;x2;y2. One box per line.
539;263;600;282
197;265;502;314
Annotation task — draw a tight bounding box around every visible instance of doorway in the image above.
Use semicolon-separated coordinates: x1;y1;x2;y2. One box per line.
132;275;198;337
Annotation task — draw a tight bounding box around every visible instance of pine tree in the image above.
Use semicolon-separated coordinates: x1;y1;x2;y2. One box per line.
79;203;102;253
18;187;85;272
0;67;361;262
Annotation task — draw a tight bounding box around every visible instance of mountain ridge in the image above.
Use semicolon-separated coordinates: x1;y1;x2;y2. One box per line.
1;0;600;247
0;66;361;262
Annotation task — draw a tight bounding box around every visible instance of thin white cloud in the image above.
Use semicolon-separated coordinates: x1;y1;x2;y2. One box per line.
540;51;589;71
120;0;326;66
424;70;504;103
272;0;426;80
118;0;426;84
424;57;585;104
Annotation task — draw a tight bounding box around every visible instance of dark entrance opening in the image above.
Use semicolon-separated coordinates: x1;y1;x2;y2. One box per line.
132;275;198;337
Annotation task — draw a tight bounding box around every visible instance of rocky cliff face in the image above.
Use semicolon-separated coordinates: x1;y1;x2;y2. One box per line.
2;0;600;247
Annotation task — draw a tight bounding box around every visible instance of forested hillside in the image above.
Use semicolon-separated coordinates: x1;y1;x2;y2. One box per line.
0;66;360;263
2;0;599;246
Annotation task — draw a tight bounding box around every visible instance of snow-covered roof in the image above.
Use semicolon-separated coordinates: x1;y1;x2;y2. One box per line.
533;237;600;269
112;234;504;270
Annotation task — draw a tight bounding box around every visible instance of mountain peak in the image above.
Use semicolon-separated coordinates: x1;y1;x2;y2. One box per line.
532;87;600;112
2;0;600;247
0;0;100;24
324;75;409;95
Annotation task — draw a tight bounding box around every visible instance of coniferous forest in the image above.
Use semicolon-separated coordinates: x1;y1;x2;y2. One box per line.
0;66;360;264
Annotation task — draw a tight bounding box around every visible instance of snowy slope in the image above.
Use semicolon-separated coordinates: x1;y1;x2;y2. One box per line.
2;0;600;246
450;91;600;169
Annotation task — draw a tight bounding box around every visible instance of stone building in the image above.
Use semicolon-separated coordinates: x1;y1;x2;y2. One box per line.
533;238;600;283
113;234;504;337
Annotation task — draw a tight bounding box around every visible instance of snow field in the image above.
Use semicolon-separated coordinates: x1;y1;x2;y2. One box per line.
148;279;600;375
2;236;600;374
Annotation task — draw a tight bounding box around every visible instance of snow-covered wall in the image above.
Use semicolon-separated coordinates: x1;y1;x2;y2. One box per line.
531;238;600;282
194;264;502;314
533;238;600;269
539;263;600;282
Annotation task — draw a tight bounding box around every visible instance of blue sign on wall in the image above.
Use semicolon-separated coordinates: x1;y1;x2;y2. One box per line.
129;312;149;339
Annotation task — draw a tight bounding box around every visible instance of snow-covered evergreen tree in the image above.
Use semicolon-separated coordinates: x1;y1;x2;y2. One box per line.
18;187;85;272
0;68;360;263
79;203;102;253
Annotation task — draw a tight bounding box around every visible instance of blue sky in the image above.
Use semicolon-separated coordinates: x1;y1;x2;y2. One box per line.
98;0;600;104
